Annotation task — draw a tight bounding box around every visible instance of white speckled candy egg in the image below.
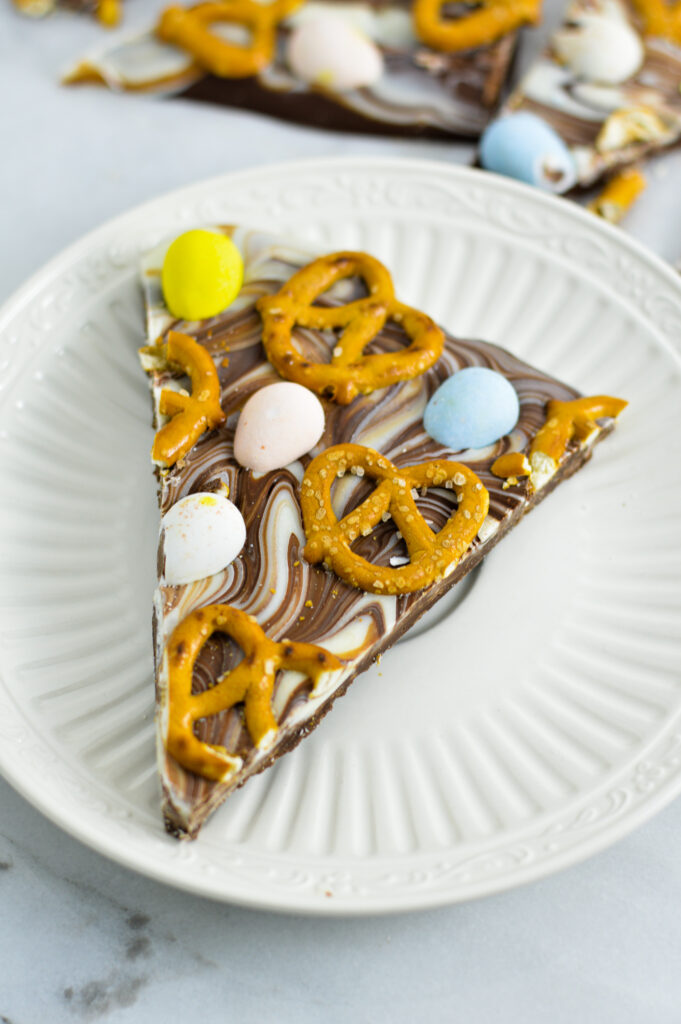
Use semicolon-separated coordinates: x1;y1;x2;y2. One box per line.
424;367;520;451
553;14;644;84
162;492;246;586
286;17;384;92
234;382;325;474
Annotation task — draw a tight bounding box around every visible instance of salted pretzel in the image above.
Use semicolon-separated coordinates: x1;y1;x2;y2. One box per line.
256;252;445;405
413;0;542;51
141;330;225;468
491;396;627;490
300;444;489;595
630;0;681;43
157;0;303;78
164;603;342;781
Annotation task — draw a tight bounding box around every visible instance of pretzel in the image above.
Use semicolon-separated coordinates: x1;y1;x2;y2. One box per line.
164;603;342;781
157;0;303;78
256;252;445;405
141;330;225;468
491;396;627;491
413;0;542;51
630;0;681;43
97;0;120;25
301;444;489;594
588;169;647;224
530;396;627;463
490;451;530;481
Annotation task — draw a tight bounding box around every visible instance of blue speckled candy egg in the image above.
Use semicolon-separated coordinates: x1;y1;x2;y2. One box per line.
424;367;520;451
480;112;577;194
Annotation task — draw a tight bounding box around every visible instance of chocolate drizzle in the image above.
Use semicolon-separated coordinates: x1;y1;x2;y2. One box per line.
142;231;613;837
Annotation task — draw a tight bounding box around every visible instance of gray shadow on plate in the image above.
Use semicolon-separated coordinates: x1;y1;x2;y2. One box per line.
397;561;484;644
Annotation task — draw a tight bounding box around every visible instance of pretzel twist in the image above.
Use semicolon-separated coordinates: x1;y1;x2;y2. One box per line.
256;252;445;405
413;0;542;51
142;330;225;468
300;443;489;594
157;0;303;78
164;603;342;781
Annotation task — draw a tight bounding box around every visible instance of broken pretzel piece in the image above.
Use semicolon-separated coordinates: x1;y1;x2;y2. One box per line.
157;0;303;78
141;330;225;468
492;395;627;492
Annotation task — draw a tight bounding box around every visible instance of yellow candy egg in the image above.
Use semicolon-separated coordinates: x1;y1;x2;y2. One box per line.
161;230;244;321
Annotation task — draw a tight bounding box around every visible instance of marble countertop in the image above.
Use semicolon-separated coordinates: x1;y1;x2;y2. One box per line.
2;4;681;1021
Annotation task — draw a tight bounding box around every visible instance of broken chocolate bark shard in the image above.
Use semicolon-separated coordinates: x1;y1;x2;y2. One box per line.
141;228;623;838
63;0;521;138
495;0;681;187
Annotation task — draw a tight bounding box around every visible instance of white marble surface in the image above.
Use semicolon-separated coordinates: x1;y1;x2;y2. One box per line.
2;4;681;1021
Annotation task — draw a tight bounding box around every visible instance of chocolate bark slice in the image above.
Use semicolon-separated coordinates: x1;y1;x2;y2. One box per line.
64;0;519;138
141;228;623;838
490;0;681;188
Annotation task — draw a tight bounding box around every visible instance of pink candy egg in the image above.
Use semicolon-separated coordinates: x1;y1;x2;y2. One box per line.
234;382;325;474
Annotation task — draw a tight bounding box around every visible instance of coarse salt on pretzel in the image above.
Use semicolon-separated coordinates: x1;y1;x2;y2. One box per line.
256;251;445;405
492;395;627;492
157;0;303;78
164;603;342;781
413;0;542;52
301;443;489;594
140;330;225;468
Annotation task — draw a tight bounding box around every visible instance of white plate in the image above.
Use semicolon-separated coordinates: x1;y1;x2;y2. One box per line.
1;157;680;915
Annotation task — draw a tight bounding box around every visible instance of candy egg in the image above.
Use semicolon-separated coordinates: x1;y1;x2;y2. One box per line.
424;367;520;451
161;229;244;322
286;17;384;92
553;14;643;85
480;112;577;193
162;492;246;586
234;382;325;474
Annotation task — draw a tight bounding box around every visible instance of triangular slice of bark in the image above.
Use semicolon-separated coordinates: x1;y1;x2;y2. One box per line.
140;228;624;838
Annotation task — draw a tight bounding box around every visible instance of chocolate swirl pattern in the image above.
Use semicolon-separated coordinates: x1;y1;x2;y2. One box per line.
142;228;617;837
64;0;517;138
